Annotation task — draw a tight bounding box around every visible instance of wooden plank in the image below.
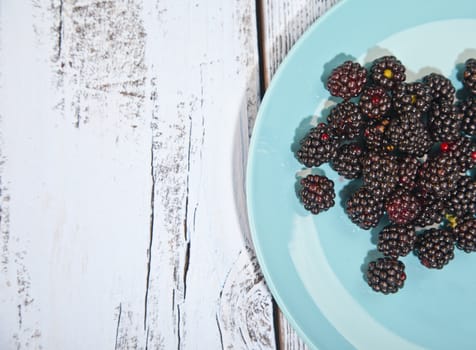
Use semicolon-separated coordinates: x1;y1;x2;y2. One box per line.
257;1;341;349
0;0;275;349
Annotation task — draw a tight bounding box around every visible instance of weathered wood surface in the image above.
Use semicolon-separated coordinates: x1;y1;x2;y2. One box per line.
0;0;338;349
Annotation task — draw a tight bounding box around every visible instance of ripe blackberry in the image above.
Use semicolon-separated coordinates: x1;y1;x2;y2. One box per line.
359;86;392;119
393;82;432;114
366;257;406;294
330;143;364;179
415;228;455;269
377;224;416;258
327;61;367;100
297;123;338;167
299;174;335;215
454;216;476;253
428;101;463;142
417;155;462;198
327;101;366;140
385;189;422;225
459;96;476;136
422;73;456;103
363;118;392;153
370;56;406;90
397;156;420;190
446;176;476;218
441;138;476;172
346;187;385;230
362;153;399;198
413;193;447;227
386;115;432;156
463;58;476;95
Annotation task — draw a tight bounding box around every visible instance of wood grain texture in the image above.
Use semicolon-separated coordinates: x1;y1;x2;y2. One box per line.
0;0;273;349
258;1;340;349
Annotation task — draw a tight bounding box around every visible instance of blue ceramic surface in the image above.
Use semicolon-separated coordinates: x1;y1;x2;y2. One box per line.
246;0;476;349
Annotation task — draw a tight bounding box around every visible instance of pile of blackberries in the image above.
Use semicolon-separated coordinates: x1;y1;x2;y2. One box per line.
296;56;476;294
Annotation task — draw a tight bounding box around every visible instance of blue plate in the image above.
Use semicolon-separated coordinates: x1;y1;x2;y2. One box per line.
246;0;476;349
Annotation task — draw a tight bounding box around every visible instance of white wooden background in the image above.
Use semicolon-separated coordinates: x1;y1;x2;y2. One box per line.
0;1;339;349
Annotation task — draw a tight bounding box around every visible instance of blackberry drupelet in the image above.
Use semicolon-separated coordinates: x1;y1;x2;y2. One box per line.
463;58;476;95
327;61;368;100
346;187;385;230
422;73;456;103
417;154;462;198
363;119;391;153
359;86;392;119
366;257;406;294
362;153;399;198
413;193;447;227
460;96;476;136
397;156;420;190
370;56;406;90
393;82;432;114
297;123;338;167
299;174;335;215
330;143;364;179
385;189;421;225
386;115;432;156
415;228;455;269
442;138;476;172
454;216;476;253
377;224;416;258
327;101;366;140
446;176;476;218
428;101;463;142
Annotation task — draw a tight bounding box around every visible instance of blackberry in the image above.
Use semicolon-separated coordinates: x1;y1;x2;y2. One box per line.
428;101;463;142
327;101;366;140
459;96;476;136
417;154;462;198
446;176;476;218
377;224;416;258
422;73;455;103
346;187;385;229
413;193;447;227
386;115;432;156
363;118;391;153
385;189;421;225
359;86;392;119
327;61;367;100
297;123;338;167
454;216;476;253
463;58;476;95
299;174;335;215
330;143;364;179
415;228;455;269
366;257;406;294
397;156;420;190
362;153;399;198
370;56;406;90
441;138;476;172
393;82;432;114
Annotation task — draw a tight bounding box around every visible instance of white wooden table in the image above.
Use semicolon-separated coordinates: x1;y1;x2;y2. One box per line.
0;1;339;349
